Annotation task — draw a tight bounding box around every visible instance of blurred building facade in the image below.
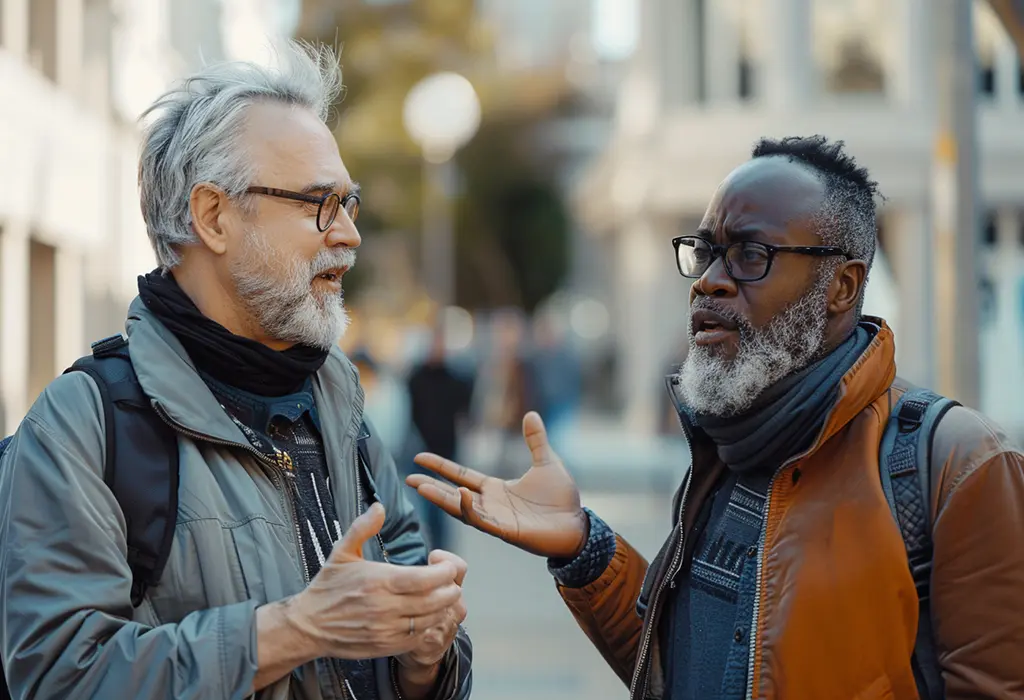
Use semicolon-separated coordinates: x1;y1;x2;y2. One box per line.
577;0;1024;438
0;0;294;433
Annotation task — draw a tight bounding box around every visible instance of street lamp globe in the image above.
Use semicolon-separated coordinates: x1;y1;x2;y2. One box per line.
403;72;481;163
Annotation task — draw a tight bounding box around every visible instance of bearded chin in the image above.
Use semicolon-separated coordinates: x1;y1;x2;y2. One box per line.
230;231;352;351
677;276;832;417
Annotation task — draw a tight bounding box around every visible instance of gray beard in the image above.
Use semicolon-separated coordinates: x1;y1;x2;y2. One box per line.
229;229;354;351
677;270;833;417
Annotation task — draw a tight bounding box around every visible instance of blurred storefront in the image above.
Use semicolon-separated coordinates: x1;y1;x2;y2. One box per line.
576;0;1024;439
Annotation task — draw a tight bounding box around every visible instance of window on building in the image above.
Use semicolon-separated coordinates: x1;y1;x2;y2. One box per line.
812;0;886;95
28;0;59;81
83;0;112;110
28;239;56;405
978;59;997;96
739;55;755;100
982;210;998;246
975;0;1010;99
736;0;758;100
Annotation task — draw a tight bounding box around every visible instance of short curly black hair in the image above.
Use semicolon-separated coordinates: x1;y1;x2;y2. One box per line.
752;135;880;274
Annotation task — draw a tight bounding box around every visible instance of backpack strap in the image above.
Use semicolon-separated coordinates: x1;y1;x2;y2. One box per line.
879;387;959;700
64;334;179;607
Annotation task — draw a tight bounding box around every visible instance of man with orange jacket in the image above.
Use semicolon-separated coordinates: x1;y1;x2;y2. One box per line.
406;136;1024;699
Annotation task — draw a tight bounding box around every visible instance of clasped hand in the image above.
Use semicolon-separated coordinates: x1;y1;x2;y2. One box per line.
284;503;466;672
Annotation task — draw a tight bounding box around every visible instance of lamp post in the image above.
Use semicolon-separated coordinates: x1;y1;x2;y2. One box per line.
402;72;481;308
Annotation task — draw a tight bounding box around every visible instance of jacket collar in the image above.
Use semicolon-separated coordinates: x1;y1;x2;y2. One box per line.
124;296;362;450
666;316;897;464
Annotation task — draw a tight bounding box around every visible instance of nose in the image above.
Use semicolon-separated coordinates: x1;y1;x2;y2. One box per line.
690;252;737;302
324;208;361;249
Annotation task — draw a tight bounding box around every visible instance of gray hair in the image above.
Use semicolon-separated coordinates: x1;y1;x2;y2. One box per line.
138;41;343;269
751;136;881;316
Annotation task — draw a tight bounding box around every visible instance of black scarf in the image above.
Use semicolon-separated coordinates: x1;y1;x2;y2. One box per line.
137;270;330;396
693;323;874;472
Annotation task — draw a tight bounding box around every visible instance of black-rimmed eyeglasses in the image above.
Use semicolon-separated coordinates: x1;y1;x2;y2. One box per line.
672;235;850;283
246;186;360;232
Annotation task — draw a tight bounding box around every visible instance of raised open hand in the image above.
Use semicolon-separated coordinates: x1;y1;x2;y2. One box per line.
408;412;588;559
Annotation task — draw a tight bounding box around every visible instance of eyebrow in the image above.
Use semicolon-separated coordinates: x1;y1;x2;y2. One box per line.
693;226;765;242
300;181;360;198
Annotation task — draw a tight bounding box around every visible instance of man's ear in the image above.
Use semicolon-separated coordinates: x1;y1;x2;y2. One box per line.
828;259;867;316
189;183;231;255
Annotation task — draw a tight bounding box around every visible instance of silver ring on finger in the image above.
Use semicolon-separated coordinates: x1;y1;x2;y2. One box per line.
408;616;416;636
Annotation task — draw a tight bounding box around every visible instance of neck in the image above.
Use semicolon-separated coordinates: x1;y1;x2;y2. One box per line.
171;256;293;351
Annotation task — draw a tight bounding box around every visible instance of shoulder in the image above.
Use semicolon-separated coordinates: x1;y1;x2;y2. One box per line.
2;371;107;482
931;403;1022;510
22;371;105;437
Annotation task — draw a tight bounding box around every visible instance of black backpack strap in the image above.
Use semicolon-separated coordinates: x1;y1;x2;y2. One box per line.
879;387;959;700
64;335;179;607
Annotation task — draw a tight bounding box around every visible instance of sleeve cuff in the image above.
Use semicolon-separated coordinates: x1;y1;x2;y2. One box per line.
218;599;260;700
546;508;617;589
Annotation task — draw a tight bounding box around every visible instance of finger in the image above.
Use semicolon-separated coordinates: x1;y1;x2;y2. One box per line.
417;582;463;615
331;503;385;561
385;561;459;595
407;479;465;519
395;582;462;619
428;550;468;587
413;453;488;490
409;606;455;638
522;411;558;466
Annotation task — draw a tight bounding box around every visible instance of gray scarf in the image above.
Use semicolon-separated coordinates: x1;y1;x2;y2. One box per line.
692;323;875;473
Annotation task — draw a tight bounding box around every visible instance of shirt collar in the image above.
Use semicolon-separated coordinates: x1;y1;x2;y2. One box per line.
201;373;318;435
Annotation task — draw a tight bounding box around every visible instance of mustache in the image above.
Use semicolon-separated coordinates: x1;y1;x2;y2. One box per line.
689;297;750;331
309;248;356;277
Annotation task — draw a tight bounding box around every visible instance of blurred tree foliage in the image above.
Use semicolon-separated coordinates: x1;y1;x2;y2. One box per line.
297;0;572;313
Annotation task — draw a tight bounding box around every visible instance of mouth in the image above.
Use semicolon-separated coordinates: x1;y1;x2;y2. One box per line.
690;308;739;346
313;266;349;292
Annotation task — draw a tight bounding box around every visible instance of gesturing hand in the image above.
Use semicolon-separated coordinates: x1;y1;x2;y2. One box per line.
284;503;462;660
407;411;588;560
394;550;468;694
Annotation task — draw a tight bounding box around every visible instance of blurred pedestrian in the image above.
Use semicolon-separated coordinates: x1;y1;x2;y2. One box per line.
408;136;1024;699
353;347;413;463
0;42;471;700
407;322;475;551
473;308;531;478
525;311;581;446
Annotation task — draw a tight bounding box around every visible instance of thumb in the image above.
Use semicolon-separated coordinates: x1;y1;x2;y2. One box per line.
332;502;386;561
522;411;557;467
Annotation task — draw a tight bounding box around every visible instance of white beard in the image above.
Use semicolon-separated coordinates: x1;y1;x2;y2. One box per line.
229;228;355;351
677;269;834;417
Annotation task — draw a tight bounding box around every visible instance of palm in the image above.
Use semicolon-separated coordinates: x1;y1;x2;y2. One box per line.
408;412;588;559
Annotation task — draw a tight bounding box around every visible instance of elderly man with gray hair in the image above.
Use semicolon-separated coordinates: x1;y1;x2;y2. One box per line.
0;43;472;700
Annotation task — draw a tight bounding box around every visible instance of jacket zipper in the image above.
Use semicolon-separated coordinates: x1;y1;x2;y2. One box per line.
743;474;775;700
152;404;311;580
630;405;695;700
152;404;340;694
741;400;842;700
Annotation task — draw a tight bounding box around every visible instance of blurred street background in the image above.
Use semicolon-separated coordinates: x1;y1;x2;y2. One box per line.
3;0;1024;696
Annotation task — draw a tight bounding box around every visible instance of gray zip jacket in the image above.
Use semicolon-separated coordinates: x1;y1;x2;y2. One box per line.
0;298;472;700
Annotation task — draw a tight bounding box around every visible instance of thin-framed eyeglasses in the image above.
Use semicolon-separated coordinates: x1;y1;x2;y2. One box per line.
672;235;850;283
246;186;360;232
